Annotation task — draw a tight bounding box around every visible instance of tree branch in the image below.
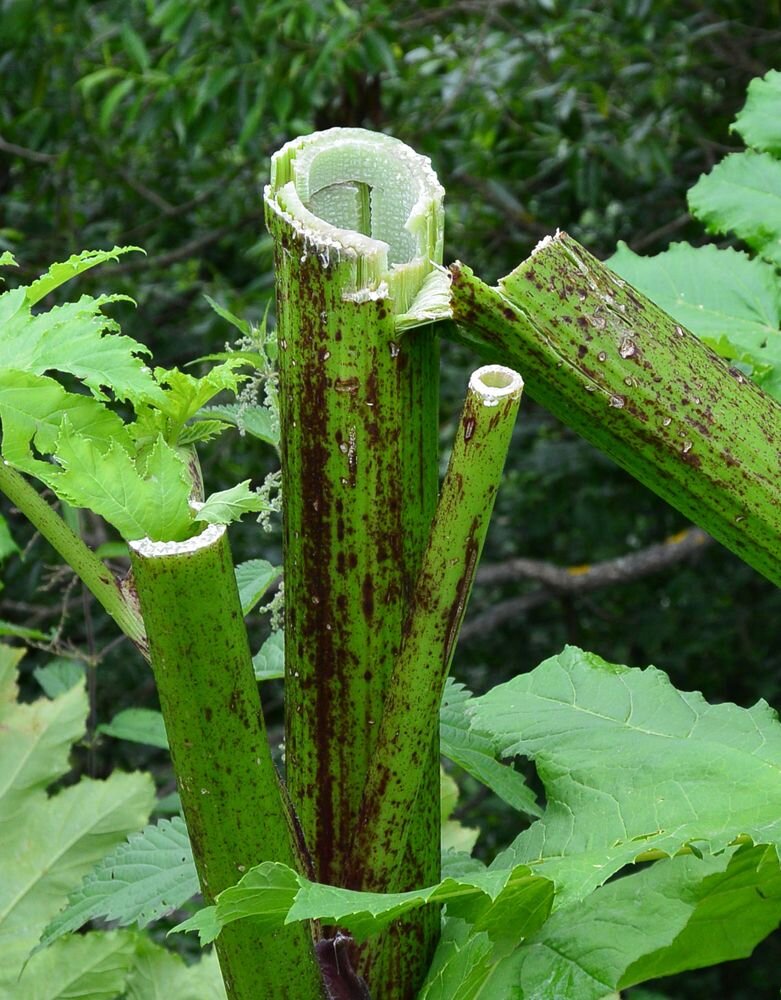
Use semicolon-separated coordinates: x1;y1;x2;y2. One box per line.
0;135;57;164
461;527;711;641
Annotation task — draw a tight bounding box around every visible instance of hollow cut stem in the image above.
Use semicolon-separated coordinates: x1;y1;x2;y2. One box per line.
128;524;324;1000
348;365;523;897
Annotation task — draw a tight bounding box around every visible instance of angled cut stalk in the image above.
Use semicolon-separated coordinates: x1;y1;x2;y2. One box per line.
348;365;523;898
264;128;447;997
128;524;323;1000
449;232;781;587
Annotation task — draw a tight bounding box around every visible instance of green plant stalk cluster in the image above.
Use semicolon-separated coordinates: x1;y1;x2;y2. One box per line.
449;232;781;587
264;127;444;997
348;364;523;898
128;524;323;1000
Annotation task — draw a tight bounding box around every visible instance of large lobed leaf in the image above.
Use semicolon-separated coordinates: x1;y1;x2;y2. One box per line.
476;647;781;889
0;251;163;404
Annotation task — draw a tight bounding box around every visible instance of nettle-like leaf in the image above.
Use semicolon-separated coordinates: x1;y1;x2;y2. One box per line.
607;242;781;397
199;402;279;448
40;817;199;947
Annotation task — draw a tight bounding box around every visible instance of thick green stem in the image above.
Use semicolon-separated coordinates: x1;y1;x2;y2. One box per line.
128;524;324;1000
348;365;523;898
0;460;147;654
265;128;444;998
449;232;781;587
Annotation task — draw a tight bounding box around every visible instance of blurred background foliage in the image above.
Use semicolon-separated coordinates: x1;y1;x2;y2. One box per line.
2;1;781;994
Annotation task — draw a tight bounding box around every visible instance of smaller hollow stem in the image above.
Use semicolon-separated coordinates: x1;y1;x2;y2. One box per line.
0;461;147;654
347;365;523;895
128;524;324;1000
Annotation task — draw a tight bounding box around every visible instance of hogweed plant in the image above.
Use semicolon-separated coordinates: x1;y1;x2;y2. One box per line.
3;71;781;1000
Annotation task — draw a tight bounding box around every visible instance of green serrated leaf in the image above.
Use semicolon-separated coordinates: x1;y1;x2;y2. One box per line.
235;559;281;615
194;480;269;528
0;251;17;268
471;646;781;908
175;859;541;946
23;246;144;307
495;843;781;1000
0;285;163;405
688;151;781;268
153;359;250;430
52;425;193;542
39;817;197;947
441;679;541;818
418;920;494;1000
252;630;284;681
732;69;781;156
98;708;169;750
1;773;154;981
0;651;155;992
0;369;133;479
33;659;87;699
177;419;229;446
